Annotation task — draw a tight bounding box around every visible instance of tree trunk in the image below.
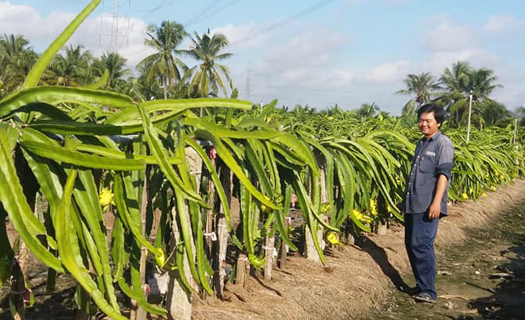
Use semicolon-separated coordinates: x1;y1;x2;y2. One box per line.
135;166;150;320
304;226;321;263
279;217;291;269
215;167;232;297
263;233;275;281
163;77;168;100
205;158;216;260
235;253;249;288
10;259;26;320
375;220;387;235
305;165;327;263
166;207;191;320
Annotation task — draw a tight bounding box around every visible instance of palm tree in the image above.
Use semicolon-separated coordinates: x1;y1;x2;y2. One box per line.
139;20;187;99
44;45;91;87
439;61;502;127
514;106;525;127
92;52;130;89
0;34;37;94
440;61;472;93
357;102;379;121
479;101;511;127
183;32;233;98
396;72;440;116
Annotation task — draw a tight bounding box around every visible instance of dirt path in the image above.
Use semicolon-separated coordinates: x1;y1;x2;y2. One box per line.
193;181;525;320
369;199;525;320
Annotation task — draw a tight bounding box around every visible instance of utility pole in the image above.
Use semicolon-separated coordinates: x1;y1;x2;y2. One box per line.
466;89;473;143
99;0;130;53
244;61;251;101
513;117;518;144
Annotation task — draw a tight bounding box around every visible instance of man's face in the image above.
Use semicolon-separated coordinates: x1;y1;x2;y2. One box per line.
418;111;440;138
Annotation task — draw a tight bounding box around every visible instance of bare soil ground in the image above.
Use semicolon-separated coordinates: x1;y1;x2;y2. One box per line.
371;192;525;320
193;180;525;320
1;180;525;320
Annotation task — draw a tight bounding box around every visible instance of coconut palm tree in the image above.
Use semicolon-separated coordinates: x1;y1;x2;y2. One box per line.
439;62;502;127
183;32;233;98
0;34;37;94
479;101;511;127
440;61;472;93
397;72;440;116
92;52;130;89
44;45;92;87
139;20;187;99
357;102;379;121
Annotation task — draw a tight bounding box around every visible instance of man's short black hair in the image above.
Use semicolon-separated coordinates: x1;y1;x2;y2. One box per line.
418;104;445;124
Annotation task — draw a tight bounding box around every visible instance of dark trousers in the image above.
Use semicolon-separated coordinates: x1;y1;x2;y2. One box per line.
404;212;440;299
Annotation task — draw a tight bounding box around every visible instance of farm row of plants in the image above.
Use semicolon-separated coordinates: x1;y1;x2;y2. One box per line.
1;1;524;319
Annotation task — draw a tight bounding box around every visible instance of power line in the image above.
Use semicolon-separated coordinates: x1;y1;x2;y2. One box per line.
184;0;225;27
188;0;240;27
262;85;400;96
230;0;337;47
142;0;181;19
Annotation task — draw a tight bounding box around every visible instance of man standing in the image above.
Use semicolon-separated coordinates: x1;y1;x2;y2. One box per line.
403;104;454;303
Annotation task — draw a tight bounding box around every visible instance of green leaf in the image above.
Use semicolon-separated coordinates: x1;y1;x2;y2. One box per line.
106;98;252;125
21;140;147;170
55;169;126;319
0;86;134;118
137;104;204;205
0;133;63;272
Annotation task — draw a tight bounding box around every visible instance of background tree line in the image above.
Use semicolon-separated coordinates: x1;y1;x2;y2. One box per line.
397;61;524;128
0;20;233;102
1;23;522;127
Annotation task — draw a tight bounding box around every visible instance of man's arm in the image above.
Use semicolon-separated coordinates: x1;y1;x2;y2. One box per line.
429;138;454;219
428;174;448;219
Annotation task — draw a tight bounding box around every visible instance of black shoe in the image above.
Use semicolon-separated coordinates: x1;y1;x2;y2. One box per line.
401;286;420;296
413;292;436;303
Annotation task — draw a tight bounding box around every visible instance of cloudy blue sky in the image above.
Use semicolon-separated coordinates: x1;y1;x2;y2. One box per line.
1;0;524;114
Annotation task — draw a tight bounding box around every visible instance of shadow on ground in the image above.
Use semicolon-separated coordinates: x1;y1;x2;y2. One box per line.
465;235;525;320
355;236;410;293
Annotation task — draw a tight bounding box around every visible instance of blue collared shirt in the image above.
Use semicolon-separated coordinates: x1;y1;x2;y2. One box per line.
402;131;454;215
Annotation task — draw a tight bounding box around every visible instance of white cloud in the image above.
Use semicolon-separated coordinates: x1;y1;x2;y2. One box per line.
0;2;154;69
363;60;412;83
483;15;522;33
260;27;347;71
421;16;476;52
492;84;525;109
0;2;74;41
423;49;500;75
212;23;270;49
70;14;154;67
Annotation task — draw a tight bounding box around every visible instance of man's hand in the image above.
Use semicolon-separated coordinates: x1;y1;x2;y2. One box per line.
428;201;441;219
428;174;448;219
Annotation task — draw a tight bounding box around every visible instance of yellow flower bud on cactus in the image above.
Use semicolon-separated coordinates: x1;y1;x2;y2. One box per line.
461;192;469;200
370;199;378;216
99;188;114;207
154;249;167;267
260;196;273;214
352;209;363;221
327;232;339;245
